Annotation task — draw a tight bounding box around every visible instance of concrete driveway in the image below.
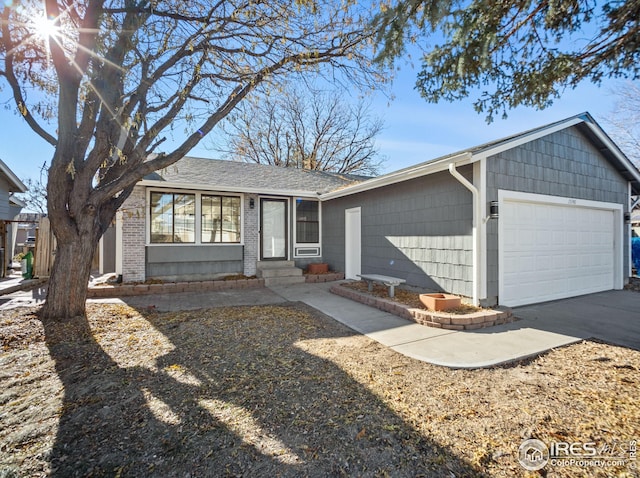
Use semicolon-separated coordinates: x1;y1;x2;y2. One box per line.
512;289;640;351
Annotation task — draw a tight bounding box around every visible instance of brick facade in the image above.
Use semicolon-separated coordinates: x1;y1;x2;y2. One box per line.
243;194;259;276
121;185;146;282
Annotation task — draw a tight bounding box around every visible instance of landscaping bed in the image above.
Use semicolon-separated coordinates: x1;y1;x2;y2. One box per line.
1;303;638;477
333;281;513;330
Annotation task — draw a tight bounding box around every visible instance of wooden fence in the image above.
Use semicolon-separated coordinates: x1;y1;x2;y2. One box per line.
34;217;56;278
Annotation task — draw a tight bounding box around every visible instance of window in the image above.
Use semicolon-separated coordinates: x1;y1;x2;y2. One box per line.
295;199;319;243
150;192;195;243
202;195;241;243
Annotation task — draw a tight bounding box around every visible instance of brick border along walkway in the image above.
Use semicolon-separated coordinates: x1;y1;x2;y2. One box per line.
88;278;265;298
330;283;514;331
87;272;345;299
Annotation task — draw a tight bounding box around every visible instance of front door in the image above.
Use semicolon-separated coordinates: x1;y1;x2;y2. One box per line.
260;198;288;260
345;207;361;279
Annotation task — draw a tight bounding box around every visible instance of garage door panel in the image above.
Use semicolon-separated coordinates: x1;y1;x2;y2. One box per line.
501;198;615;307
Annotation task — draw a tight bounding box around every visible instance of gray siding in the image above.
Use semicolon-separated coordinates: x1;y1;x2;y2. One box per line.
146;244;243;281
102;224;116;274
0;176;10;220
485;126;630;301
323;167;474;296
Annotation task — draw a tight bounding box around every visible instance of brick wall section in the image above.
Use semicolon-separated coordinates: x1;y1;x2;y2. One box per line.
121;185;146;282
243;193;259;276
87;275;347;298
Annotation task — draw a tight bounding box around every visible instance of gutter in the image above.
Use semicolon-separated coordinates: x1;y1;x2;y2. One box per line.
320;152;473;200
138;179;321;198
448;163;480;306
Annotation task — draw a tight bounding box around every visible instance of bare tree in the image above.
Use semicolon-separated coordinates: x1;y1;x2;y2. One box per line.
0;0;382;319
605;82;640;167
217;86;384;175
19;177;48;214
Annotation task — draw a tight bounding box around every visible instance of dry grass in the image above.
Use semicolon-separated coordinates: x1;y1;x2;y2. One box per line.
1;303;639;477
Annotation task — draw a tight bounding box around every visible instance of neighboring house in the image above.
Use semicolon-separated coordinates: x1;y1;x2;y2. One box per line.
632;207;640;238
13;212;42;255
0;159;27;276
115;112;640;307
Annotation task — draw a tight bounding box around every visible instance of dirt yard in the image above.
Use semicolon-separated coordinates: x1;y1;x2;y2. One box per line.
1;302;638;477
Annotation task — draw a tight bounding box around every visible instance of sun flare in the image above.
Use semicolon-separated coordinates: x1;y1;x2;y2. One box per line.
32;12;58;41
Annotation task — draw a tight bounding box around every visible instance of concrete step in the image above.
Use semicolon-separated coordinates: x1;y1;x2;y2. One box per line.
264;276;307;287
257;260;295;270
259;267;303;278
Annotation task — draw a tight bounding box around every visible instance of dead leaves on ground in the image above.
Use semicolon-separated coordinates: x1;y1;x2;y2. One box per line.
1;303;639;477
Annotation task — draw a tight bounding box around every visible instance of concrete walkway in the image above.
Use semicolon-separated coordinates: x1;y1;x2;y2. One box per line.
270;283;567;368
2;277;638;368
269;282;640;368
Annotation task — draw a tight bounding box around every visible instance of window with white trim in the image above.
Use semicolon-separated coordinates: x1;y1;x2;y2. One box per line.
150;192;195;243
295;199;319;243
201;195;241;243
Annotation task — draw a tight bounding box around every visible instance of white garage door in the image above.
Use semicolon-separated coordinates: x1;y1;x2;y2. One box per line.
500;195;616;307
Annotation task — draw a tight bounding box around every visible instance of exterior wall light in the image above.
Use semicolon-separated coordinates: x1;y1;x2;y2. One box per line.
249;198;255;209
489;201;499;219
624;211;631;224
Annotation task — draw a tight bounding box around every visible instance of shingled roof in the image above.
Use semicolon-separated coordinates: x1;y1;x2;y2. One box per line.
142;156;369;196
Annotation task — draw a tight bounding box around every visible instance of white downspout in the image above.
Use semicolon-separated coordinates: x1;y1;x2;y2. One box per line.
630;185;638;280
449;163;480;306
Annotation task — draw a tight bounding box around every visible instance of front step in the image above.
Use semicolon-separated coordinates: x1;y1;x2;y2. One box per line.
259;268;302;278
263;276;306;287
257;260;295;270
257;261;305;287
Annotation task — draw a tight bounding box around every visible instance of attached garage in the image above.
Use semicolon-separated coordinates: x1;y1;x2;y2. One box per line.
498;191;623;307
321;112;639;308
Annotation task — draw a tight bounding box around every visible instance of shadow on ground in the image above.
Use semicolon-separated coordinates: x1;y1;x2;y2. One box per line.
42;301;485;477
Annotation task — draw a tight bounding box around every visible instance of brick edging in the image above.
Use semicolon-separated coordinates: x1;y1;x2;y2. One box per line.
304;272;345;283
330;284;514;331
88;278;265;298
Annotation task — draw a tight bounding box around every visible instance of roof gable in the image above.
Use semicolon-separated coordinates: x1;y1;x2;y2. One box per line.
321;112;640;199
0;158;27;193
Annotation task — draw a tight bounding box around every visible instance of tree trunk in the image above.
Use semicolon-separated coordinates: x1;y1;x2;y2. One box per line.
41;232;98;320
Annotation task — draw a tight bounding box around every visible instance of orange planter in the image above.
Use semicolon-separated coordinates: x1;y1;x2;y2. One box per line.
307;263;329;274
419;293;461;311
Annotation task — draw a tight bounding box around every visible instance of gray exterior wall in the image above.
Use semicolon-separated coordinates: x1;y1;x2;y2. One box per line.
0;176;10;220
485;126;630;302
323;166;474;296
102;224;116;274
146;244;243;281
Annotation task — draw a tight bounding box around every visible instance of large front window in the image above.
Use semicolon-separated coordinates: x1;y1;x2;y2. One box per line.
150;192;195;243
295;199;319;243
202;195;241;243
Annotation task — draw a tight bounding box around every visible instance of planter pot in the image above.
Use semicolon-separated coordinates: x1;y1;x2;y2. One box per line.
420;293;461;311
307;263;329;274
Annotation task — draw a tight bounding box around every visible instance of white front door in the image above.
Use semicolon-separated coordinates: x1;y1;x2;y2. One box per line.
261;198;288;260
345;207;361;279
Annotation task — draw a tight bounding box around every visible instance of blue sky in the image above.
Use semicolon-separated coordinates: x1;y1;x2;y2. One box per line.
0;54;628;183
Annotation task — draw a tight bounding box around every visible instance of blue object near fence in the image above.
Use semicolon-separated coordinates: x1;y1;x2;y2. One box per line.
632;237;640;274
